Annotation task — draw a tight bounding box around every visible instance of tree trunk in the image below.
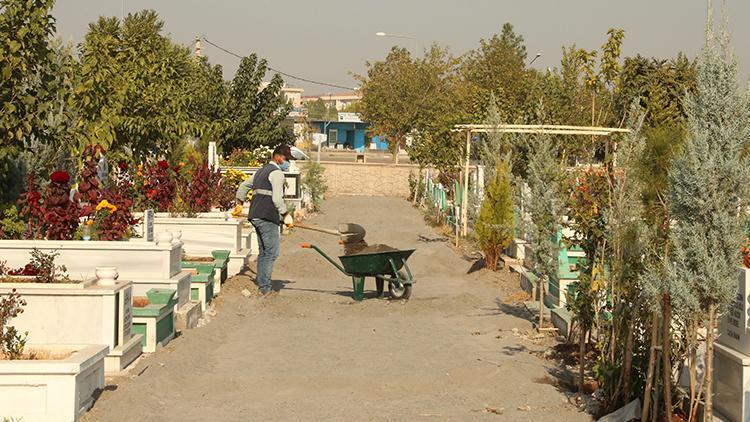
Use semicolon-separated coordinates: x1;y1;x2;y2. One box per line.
653;353;661;422
704;303;716;421
662;295;673;422
688;319;699;422
642;311;660;422
538;276;545;330
622;317;635;403
579;326;586;393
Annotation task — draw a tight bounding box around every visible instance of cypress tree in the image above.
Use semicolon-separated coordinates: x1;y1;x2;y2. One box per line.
667;6;750;418
475;160;514;270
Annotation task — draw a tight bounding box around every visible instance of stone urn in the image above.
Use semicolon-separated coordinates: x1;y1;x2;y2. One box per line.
155;231;174;246
167;229;182;245
95;267;119;286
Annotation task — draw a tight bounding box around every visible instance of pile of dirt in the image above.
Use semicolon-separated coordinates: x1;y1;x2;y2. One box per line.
182;256;214;262
1;349;72;360
346;244;398;255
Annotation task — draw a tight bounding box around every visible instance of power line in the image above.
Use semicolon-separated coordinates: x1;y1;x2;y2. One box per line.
201;36;356;91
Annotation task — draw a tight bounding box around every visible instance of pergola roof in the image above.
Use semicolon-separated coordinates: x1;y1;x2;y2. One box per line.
452;124;630;136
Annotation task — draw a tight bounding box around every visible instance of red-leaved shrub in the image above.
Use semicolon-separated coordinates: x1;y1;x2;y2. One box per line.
76;145;103;217
17;175;44;239
42;171;80;240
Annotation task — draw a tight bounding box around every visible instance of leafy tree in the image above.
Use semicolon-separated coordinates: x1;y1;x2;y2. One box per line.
0;0;57;150
617;53;696;129
74;16;126;153
340;101;360;113
598;105;648;410
223;54;292;152
306;98;337;121
301;161;328;211
407;45;467;170
619;54;696;244
0;0;74;203
460;22;528;121
358;45;465;167
117;11;194;157
475;160;513;270
667;13;750;418
75;11;195;159
186;56;229;146
356;47;418;163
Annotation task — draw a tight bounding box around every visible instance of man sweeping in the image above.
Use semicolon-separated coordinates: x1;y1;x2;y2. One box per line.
235;144;294;297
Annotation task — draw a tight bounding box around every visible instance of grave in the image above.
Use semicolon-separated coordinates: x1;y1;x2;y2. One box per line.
715;267;750;421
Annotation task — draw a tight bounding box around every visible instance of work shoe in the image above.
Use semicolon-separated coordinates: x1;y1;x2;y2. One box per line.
260;290;278;299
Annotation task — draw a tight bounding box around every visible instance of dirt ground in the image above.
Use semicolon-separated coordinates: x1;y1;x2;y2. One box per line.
83;196;591;421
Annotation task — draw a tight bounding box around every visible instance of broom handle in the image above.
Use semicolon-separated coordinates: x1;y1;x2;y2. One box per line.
294;223;340;236
235;212;340;236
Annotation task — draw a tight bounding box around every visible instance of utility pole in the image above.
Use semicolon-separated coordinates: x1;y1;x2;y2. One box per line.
194;37;202;58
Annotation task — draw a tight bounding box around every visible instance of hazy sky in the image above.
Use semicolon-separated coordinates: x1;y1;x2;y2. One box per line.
52;1;750;96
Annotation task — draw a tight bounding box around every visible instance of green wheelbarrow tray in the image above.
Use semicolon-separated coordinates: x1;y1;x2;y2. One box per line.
301;243;416;301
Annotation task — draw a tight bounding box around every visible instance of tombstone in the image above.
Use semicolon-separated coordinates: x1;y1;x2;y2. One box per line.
718;268;750;354
715;267;750;422
97;155;109;185
208;141;219;170
143;209;155;242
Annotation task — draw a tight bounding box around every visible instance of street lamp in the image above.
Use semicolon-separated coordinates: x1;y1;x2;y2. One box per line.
376;31;418;57
318;92;333;163
528;53;541;66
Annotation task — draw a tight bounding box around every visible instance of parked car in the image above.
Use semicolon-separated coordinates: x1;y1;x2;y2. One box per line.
291;146;309;160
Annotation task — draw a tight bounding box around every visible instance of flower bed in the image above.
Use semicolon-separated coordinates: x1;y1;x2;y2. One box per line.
0;252;140;372
0;234;190;298
181;263;215;311
143;217;250;278
0;271;143;373
132;289;177;353
183;250;230;293
0;344;108;422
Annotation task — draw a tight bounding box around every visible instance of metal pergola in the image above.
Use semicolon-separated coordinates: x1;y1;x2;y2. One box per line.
451;124;631;237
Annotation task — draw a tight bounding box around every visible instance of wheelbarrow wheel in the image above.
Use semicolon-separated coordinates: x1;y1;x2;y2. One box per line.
388;270;412;300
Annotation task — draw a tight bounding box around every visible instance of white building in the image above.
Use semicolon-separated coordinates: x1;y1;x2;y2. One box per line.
301;91;361;111
260;82;305;108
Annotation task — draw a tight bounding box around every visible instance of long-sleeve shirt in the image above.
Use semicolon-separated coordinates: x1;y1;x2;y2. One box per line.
235;162;288;215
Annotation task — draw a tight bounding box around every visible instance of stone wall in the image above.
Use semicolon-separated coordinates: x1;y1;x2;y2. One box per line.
300;161;421;197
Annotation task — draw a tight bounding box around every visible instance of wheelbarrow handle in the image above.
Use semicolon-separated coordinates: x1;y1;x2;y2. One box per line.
299;243;348;275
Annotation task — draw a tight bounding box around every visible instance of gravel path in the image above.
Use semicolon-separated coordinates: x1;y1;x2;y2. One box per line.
83;196;591;421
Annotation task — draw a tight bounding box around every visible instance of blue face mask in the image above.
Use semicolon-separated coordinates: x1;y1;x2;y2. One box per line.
280;160;290;172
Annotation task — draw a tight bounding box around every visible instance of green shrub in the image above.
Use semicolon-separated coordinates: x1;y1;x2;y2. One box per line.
0;206;24;240
302;162;328;211
474;161;514;270
0;290;27;360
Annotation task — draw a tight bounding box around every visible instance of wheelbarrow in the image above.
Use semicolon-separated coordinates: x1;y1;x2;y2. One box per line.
300;243;416;301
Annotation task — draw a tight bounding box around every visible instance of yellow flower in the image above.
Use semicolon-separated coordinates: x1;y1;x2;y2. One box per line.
177;197;183;203
178;162;185;167
86;219;94;226
136;171;143;177
96;200;117;213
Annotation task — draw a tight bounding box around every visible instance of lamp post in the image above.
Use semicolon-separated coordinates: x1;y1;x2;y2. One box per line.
376;31;418;58
319;92;333;163
528;53;542;66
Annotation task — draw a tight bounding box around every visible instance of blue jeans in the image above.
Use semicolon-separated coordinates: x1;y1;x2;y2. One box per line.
251;218;280;293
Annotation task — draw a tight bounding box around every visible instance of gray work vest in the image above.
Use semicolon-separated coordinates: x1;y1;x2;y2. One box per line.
249;163;282;224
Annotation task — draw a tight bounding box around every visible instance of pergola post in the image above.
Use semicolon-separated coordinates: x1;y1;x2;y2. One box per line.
461;130;471;237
